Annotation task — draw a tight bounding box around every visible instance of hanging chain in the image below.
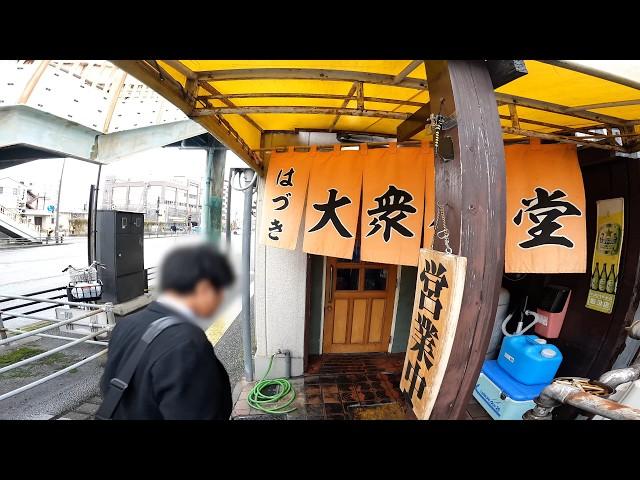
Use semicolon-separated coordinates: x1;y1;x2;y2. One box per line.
431;202;453;255
431;98;457;162
430;113;445;159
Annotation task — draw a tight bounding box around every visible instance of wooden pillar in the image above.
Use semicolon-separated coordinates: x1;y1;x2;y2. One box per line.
425;61;506;419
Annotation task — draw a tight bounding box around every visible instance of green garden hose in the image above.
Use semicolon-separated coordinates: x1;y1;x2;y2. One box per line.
247;353;297;414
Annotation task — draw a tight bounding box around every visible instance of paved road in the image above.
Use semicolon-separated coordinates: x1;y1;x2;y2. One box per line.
0;235;198;297
0;233;251;327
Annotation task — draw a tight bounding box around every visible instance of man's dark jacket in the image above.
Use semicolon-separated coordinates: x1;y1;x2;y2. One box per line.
100;301;232;420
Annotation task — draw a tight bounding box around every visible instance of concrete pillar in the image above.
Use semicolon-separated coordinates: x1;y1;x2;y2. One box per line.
203;146;226;245
254;174;308;378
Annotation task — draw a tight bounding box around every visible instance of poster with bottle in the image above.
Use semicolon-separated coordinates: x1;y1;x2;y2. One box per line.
586;198;624;314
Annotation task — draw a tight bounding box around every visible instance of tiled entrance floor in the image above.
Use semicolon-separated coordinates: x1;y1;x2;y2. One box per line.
232;353;414;420
231;353;492;420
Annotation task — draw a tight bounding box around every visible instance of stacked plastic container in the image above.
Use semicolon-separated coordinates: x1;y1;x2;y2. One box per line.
473;335;562;420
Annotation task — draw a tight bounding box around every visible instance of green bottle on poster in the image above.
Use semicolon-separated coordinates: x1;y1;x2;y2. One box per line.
598;263;607;292
606;264;616;294
591;262;600;291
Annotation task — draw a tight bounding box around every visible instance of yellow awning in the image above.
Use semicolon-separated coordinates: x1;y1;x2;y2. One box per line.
114;60;640;171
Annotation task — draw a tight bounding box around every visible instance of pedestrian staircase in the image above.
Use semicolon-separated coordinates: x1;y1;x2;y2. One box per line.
0;207;42;245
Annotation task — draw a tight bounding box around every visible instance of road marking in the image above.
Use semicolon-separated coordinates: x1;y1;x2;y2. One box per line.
206;282;254;346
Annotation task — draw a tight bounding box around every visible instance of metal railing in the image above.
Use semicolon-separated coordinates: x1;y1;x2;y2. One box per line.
0;293;114;403
0;237;41;248
145;266;157;293
0;286;67;319
143;229;192;239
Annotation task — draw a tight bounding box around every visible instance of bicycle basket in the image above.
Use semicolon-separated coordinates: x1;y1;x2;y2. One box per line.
67;280;103;302
68;266;99;283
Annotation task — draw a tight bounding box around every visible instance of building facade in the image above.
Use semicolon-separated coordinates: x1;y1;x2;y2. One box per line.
253;132;419;379
101;176;202;227
0;177;53;233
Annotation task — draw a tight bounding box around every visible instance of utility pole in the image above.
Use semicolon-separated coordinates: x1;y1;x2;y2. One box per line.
54;158;66;244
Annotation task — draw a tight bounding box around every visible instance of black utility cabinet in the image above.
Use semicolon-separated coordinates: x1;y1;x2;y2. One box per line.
96;210;145;303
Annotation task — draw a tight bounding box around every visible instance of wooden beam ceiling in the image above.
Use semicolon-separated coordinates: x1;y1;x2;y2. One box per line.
503;126;627;151
190;106;410;120
562;99;640;112
125;61;640;156
198;81;264;133
392;60;424;84
494;92;638;126
196;92;425;107
329;82;359;132
251;126;631;153
162;60;264;133
195;68;428;90
538;60;640;92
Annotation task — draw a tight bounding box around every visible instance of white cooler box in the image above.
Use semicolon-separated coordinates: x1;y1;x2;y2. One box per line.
473;360;548;420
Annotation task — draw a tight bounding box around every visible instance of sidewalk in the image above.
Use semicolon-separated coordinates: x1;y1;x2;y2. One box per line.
50;284;253;420
53;394;102;420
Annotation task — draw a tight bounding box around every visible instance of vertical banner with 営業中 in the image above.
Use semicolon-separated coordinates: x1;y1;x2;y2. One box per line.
586;198;624;314
259;146;313;250
400;248;467;420
361;142;427;266
302;146;364;259
505;142;586;273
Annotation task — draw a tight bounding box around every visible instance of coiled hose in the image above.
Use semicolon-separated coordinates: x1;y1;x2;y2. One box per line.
247;353;297;414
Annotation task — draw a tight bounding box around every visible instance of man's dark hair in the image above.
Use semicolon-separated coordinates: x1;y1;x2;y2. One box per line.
159;244;235;293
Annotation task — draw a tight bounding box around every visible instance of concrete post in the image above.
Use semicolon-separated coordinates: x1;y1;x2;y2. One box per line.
203;146;226;245
241;169;256;382
226;168;232;249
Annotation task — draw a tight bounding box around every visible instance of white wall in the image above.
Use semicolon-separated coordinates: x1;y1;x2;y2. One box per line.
254;174;308;378
0;178;25;209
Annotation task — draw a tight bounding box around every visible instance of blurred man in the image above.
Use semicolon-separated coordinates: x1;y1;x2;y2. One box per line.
97;244;235;420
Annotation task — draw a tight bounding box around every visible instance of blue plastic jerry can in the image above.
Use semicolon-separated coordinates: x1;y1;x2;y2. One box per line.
497;335;562;385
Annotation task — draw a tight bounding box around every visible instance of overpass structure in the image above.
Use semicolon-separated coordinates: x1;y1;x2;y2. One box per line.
0;60;206;168
0;60;211;243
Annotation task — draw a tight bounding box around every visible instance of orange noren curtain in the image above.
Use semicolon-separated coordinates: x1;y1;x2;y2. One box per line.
259;146;313;250
505;141;586;273
302;146;364;259
360;142;428;266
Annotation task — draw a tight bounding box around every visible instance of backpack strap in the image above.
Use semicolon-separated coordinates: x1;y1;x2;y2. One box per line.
95;316;184;420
